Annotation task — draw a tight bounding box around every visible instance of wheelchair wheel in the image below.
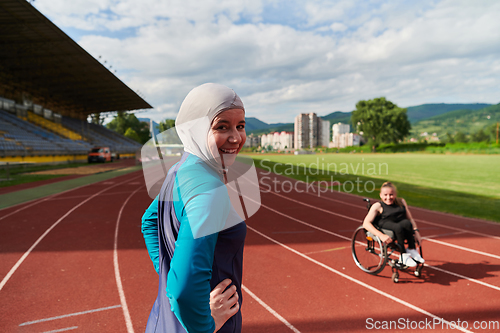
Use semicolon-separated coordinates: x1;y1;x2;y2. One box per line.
352;226;387;275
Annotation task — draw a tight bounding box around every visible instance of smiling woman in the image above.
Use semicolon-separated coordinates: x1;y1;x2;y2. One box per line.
141;83;251;333
210;109;246;168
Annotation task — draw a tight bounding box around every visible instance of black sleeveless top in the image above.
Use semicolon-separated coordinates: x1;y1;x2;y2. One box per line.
380;201;406;222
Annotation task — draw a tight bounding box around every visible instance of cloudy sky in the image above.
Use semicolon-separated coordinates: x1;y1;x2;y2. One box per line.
34;0;500;124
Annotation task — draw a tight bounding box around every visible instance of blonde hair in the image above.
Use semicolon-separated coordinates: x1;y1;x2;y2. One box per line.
381;182;403;206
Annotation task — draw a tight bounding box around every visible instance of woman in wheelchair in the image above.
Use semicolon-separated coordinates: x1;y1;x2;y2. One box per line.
362;182;424;267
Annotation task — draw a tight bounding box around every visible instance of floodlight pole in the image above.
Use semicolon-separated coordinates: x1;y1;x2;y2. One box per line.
150;120;168;175
496;122;499;145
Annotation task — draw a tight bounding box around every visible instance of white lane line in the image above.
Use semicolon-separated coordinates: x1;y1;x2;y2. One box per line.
411;205;500;226
414;218;500;241
246;225;473;333
422;231;465;240
261;185;359;223
263;187;500;260
0;174;143;291
114;186;144;333
42;326;78;333
425;264;500;292
19;305;122;326
379;248;500;292
272;231;315;234
262;175;500;240
242;284;301;333
426;238;500;261
0;197;51;221
47;191;144;201
304;247;347;255
248;198;500;293
255;197;352;242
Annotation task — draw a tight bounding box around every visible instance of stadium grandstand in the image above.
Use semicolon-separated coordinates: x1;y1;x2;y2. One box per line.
0;0;152;164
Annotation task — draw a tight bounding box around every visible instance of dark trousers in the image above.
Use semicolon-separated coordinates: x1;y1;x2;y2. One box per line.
379;219;415;251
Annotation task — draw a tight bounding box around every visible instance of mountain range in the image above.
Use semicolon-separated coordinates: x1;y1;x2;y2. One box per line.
246;103;498;137
410;103;500;138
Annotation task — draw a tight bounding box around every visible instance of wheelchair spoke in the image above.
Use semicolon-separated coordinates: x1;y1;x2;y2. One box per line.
352;226;388;275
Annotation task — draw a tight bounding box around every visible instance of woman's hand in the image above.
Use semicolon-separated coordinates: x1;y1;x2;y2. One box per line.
210;279;239;332
379;233;392;244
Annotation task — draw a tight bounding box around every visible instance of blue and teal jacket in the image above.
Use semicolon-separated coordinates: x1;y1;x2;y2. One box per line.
142;153;246;333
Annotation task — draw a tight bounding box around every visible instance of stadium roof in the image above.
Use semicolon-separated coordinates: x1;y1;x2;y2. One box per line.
0;0;152;119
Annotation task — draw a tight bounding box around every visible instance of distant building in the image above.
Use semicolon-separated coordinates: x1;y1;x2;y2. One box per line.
294;113;329;149
332;123;350;136
294;113;310;149
243;133;260;148
279;131;294;150
319;119;330;148
330;122;360;148
260;131;293;150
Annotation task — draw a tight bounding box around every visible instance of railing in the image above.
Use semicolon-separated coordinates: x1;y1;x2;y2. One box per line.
27;112;83;141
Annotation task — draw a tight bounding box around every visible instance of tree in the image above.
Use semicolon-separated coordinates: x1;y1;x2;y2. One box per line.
124;128;141;142
90;112;105;125
159;119;175;132
454;131;468;143
106;111;128;134
445;132;455;144
351;97;411;152
106;112;150;144
486;123;497;142
471;129;490;143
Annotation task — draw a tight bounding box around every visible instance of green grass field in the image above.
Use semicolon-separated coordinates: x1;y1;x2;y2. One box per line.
0;162;89;188
247;153;500;222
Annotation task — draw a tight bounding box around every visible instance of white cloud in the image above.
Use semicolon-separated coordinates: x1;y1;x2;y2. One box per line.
33;0;500;124
330;22;347;32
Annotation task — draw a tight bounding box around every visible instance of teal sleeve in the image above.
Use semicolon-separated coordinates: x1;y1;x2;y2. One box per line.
141;197;160;274
167;172;230;333
167;221;218;333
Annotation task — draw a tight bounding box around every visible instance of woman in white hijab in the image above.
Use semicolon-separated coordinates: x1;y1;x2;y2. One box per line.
142;83;248;333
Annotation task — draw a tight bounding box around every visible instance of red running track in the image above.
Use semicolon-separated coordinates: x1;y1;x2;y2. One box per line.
1;168;500;332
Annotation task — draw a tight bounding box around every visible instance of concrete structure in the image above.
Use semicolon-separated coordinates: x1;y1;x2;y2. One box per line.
294;113;330;149
294;113;310;149
329;122;361;148
261;131;293;150
332;123;350;136
278;131;294;150
319;119;330;147
243;133;260;148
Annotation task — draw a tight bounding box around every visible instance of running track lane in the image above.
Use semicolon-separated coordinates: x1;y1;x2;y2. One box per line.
1;168;500;332
240;170;500;332
0;170;289;332
0;171;156;332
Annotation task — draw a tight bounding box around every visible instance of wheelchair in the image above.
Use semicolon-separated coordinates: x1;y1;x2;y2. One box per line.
351;198;423;283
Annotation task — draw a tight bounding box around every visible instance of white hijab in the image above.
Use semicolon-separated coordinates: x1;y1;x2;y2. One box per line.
151;83;261;228
175;83;244;172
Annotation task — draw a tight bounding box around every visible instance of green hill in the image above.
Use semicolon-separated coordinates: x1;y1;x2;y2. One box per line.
246;103;498;139
321;111;352;125
245;117;272;131
317;104;492;126
247;111;351;135
406;103;491;123
247;123;294;136
411;103;500;138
